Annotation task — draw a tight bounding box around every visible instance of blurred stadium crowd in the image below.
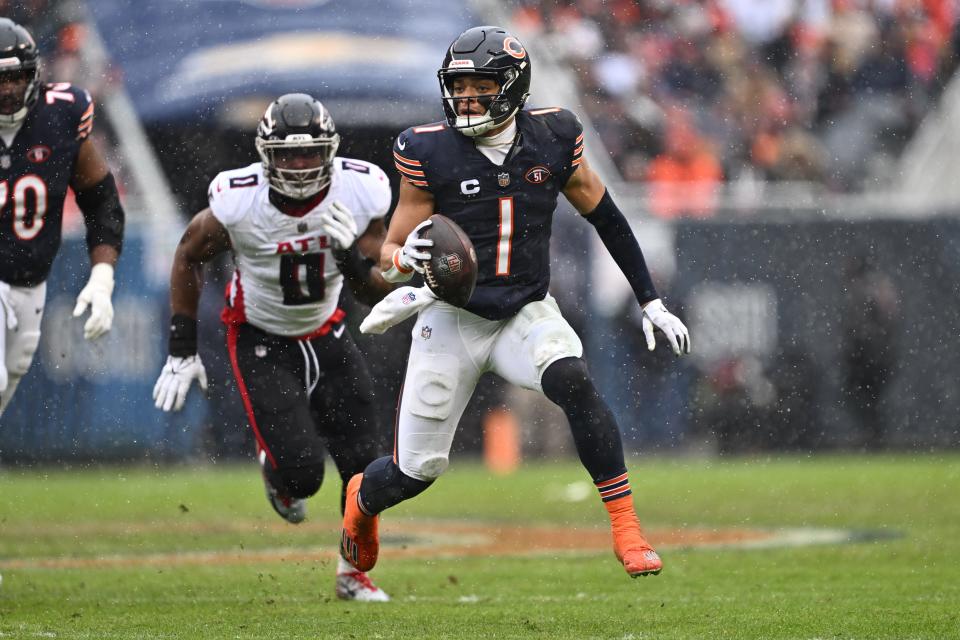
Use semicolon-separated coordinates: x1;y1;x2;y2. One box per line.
512;0;958;215
2;1;91;88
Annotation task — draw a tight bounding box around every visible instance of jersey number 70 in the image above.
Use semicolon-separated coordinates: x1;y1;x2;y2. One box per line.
0;176;47;240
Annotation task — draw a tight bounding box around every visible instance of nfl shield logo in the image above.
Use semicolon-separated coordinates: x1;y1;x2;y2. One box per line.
255;345;268;358
498;172;510;187
420;325;433;339
0;155;9;169
297;222;308;233
440;253;462;274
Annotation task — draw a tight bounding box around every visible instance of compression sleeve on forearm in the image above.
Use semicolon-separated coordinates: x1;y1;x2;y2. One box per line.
75;173;125;254
584;189;658;305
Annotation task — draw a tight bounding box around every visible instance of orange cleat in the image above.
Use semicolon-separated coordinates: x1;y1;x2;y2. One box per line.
340;473;380;572
609;507;662;577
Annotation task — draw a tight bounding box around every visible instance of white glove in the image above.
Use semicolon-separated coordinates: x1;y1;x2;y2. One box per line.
383;219;434;283
398;219;433;274
152;354;208;412
641;298;691;356
73;263;115;341
320;200;359;250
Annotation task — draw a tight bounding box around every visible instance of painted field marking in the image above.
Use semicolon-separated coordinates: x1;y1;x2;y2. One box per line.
0;521;894;571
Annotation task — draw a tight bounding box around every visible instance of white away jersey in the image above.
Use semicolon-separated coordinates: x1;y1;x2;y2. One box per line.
208;158;391;337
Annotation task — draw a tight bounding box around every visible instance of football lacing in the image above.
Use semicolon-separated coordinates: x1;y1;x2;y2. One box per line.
423;263;438;289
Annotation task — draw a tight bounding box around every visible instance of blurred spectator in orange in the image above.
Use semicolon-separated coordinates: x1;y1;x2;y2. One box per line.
645;110;723;218
515;0;958;192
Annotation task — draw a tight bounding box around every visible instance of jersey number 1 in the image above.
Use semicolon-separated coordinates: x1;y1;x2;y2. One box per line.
0;176;48;240
280;253;326;305
496;197;514;276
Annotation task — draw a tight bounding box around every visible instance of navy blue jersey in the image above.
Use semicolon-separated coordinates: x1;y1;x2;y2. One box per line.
394;107;584;320
0;83;94;286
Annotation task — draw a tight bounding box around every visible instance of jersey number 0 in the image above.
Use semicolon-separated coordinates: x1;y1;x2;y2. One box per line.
280;253;326;305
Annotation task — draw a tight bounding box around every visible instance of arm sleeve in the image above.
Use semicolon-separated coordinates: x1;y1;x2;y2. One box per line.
75;172;125;254
584;189;658;306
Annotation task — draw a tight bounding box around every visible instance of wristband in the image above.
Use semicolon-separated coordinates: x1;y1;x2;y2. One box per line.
169;314;198;357
334;243;375;281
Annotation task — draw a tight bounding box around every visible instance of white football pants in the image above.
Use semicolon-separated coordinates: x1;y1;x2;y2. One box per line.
0;282;45;416
396;294;583;481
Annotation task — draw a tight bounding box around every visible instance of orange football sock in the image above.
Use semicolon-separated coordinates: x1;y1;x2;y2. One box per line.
595;474;653;553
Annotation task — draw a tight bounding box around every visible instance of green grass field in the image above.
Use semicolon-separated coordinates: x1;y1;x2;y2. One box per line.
1;454;958;639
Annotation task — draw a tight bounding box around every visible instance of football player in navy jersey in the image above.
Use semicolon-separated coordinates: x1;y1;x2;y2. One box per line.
341;26;690;580
153;94;394;601
0;19;124;416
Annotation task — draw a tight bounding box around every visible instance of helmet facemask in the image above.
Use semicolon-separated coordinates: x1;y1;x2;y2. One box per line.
255;94;341;200
256;133;339;199
439;68;522;137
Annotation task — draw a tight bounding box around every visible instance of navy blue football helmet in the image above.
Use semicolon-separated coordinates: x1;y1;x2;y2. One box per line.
437;26;531;137
0;18;40;126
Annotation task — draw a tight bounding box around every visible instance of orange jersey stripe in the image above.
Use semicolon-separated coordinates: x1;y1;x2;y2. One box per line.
395;163;426;177
393;151;421;166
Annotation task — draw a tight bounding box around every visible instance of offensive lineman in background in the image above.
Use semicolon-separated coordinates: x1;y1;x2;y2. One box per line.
0;18;123;416
152;94;394;601
341;26;690;580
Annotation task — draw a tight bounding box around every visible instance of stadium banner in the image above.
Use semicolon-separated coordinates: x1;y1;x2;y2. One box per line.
0;231;208;462
85;0;476;126
668;217;960;450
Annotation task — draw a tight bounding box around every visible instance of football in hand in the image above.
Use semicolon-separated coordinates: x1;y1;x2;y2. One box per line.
422;214;477;308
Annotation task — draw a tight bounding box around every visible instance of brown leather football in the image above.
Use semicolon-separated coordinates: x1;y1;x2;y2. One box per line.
422;214;478;307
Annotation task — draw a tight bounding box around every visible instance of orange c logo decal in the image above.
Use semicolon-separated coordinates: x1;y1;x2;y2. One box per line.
503;36;526;59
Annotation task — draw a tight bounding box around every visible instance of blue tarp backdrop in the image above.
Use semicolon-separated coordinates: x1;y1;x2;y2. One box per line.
86;0;475;125
0;230;205;461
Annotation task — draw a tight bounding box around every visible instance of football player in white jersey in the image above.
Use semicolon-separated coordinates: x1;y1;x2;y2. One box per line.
152;94;394;602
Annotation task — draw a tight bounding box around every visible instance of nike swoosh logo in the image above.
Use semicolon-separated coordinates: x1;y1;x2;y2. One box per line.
397;138;406;150
332;325;345;339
